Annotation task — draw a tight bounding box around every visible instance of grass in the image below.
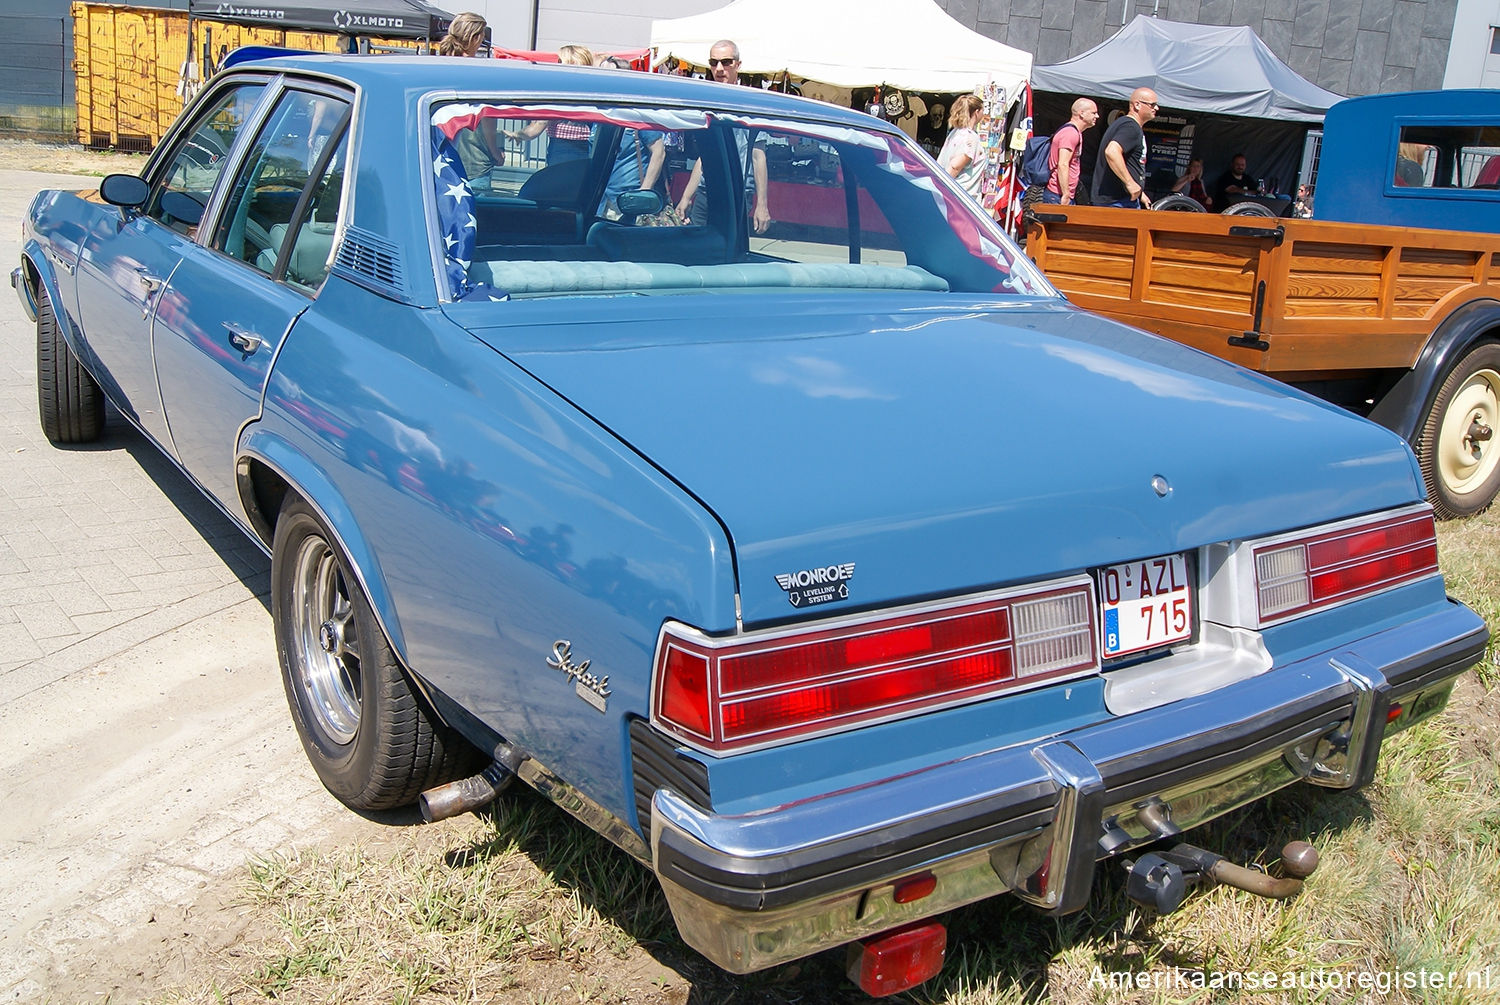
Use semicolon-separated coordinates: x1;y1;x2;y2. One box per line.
155;512;1500;1005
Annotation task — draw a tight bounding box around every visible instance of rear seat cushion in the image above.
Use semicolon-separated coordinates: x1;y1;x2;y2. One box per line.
469;259;950;295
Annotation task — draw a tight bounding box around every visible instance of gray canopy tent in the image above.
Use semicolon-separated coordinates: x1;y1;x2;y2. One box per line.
187;0;457;43
1030;18;1344;205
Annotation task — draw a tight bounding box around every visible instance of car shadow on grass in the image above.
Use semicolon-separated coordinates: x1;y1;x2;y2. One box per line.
443;775;1375;1004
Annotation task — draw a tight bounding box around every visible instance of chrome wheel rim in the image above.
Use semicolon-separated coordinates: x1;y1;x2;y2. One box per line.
291;534;361;745
1438;367;1500;498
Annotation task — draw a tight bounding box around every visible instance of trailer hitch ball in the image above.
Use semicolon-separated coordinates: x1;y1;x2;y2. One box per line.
1125;840;1319;914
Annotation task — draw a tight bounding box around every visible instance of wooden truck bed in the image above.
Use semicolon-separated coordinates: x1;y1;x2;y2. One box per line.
1025;206;1500;381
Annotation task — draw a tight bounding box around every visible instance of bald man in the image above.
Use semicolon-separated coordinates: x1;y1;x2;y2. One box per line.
1092;86;1158;208
1042;97;1100;206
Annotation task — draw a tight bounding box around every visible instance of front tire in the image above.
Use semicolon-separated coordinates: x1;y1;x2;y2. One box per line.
1419;342;1500;519
35;282;105;443
272;496;476;810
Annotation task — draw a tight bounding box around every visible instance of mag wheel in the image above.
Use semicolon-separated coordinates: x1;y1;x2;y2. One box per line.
35;281;104;443
1420;343;1500;519
272;496;476;810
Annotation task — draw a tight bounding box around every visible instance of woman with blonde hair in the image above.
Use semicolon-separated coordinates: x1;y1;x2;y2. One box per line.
507;45;598;163
556;43;596;66
437;11;486;57
938;93;986;203
438;13;505;184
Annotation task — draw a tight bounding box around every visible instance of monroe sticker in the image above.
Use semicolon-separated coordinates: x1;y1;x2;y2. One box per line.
775;562;855;607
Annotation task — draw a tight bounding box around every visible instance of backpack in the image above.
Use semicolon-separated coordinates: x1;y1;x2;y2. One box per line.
1020;123;1079;188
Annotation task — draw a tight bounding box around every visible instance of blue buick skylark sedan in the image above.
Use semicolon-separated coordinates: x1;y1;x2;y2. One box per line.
14;53;1488;995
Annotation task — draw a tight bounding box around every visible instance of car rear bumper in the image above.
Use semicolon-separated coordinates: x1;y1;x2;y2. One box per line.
648;600;1487;974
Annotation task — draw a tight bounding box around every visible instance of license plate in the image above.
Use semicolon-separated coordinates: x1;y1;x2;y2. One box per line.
1099;554;1192;657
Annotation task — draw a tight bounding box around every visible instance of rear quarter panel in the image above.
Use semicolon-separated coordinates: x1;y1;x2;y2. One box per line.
250;278;736;824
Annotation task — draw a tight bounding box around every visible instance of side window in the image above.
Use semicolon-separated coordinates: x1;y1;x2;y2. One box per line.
150;83;266;234
1394;125;1500;189
213;90;349;284
747;131;907;268
282;132;349;293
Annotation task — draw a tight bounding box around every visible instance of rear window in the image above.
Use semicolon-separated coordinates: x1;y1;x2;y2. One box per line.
428;100;1050;301
1393;124;1500;189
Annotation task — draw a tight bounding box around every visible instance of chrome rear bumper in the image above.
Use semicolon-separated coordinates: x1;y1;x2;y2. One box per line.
649;601;1486;974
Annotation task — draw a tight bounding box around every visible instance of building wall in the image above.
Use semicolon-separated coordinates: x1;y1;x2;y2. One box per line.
466;0;722;54
1443;0;1500;86
937;0;1461;95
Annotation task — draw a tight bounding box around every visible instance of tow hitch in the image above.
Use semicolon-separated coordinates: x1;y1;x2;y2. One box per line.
1124;840;1319;914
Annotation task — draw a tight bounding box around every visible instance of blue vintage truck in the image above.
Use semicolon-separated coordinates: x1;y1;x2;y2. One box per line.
1030;90;1500;520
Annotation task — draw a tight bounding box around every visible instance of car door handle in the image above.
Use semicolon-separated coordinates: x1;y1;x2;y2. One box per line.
135;267;165;292
223;322;266;355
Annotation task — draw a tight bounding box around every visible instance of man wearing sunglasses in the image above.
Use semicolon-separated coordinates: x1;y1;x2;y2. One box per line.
1091;86;1159;209
675;39;771;232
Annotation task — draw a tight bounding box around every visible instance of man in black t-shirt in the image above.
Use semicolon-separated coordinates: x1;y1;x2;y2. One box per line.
1214;153;1260;207
1091;87;1158;208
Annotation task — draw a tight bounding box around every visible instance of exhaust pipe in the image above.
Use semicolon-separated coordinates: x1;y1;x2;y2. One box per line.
1125;840;1319;914
419;742;526;822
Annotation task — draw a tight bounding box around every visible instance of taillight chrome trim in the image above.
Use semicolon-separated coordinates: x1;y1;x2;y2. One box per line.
1247;504;1441;628
651;575;1099;756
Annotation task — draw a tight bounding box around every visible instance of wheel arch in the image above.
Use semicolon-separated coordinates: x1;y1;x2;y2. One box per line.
1366;297;1500;444
235;435;410;663
19;244;66;332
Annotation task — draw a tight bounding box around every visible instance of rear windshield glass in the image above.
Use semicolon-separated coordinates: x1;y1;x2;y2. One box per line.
428;100;1051;301
1394;124;1500;189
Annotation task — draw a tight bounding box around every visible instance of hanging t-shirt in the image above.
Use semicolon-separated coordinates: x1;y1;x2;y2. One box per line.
938;126;984;202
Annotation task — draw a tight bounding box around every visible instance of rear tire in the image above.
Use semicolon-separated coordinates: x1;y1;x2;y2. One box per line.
1221;201;1277;217
272;496;478;810
1152;193;1206;212
35;282;104;443
1419;342;1500;519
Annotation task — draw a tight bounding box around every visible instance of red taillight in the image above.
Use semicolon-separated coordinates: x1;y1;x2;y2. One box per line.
846;921;946;997
1253;509;1439;624
651;579;1097;753
658;646;713;740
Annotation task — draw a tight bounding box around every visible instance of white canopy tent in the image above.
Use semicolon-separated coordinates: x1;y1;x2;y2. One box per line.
649;0;1032;98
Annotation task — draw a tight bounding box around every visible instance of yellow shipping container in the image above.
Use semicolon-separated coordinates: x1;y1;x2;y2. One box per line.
72;2;417;149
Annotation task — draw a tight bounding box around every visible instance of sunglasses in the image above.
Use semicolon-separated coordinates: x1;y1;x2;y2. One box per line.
1137;100;1160;109
708;57;739;67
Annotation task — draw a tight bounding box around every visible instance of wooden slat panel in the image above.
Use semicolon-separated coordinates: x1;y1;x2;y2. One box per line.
1048;249;1135;282
1287;241;1387;274
1149;233;1261;269
1392;277;1471;302
1399;247;1480;272
1283;296;1383;317
1144;282;1254;314
1144;260;1257;297
1281;272;1381;302
1051;276;1133;300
